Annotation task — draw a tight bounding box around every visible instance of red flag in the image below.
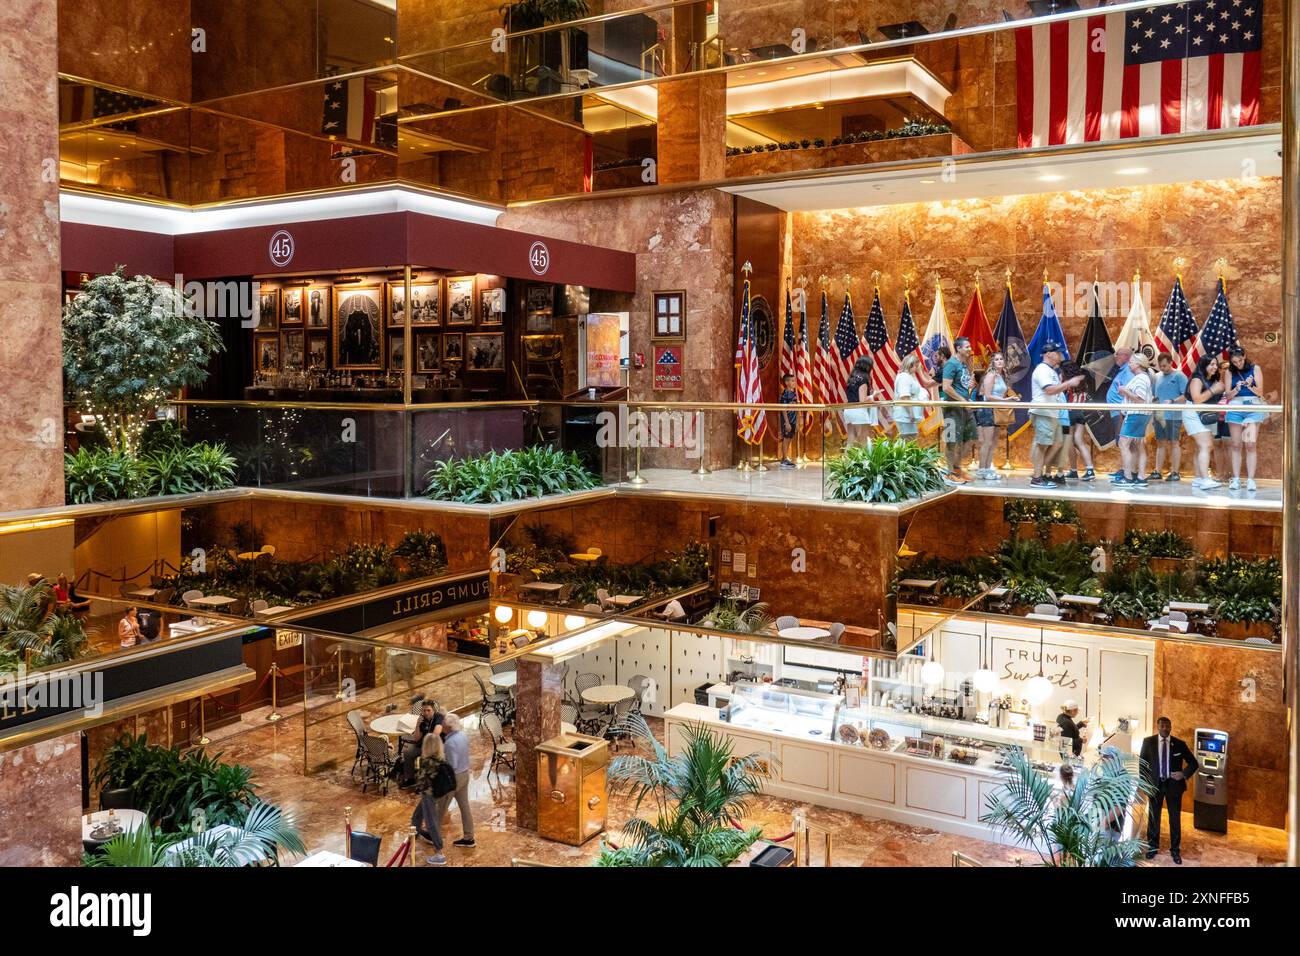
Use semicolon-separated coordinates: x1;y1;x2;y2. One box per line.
957;283;999;369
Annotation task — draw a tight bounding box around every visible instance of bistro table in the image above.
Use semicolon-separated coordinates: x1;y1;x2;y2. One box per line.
369;713;417;738
581;685;636;706
1167;601;1211;614
124;586;158;601
237;551;262;561
569;552;601;563
294;850;369;867
255;604;294;619
82;809;147;844
777;626;831;641
189;594;238;611
520;582;564;601
609;594;643;608
490;671;518;689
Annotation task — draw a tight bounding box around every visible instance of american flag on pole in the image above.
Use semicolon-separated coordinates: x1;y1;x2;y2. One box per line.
834;291;861;381
735;278;766;444
323;76;378;144
781;288;797;382
1155;274;1201;372
862;287;902;400
794;296;818;434
1016;0;1263;148
897;292;941;434
813;290;846;436
1183;275;1241;371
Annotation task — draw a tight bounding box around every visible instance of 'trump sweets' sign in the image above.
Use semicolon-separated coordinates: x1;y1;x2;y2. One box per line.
293;572;491;636
991;635;1088;712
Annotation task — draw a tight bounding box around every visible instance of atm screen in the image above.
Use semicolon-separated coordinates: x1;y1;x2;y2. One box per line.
1200;738;1225;753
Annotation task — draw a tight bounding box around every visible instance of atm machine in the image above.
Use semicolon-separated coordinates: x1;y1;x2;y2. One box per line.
1192;728;1229;832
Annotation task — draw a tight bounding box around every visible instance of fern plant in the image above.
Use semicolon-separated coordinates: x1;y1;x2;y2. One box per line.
826;439;947;503
424;446;600;503
701;599;773;634
0;582;92;671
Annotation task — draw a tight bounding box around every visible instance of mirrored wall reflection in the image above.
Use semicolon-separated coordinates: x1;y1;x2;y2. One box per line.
301;632;488;776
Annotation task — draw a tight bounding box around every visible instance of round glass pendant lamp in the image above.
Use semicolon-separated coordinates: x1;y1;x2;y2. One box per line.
526;609;548;629
920;640;945;686
563;614;586;631
493;605;514;624
973;666;999;693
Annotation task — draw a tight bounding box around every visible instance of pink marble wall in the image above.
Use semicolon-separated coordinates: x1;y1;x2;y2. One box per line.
0;733;84;866
514;658;563;831
0;0;64;512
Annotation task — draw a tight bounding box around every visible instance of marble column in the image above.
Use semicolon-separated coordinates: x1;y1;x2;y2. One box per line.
0;733;84;866
657;74;728;186
0;0;64;511
513;658;563;831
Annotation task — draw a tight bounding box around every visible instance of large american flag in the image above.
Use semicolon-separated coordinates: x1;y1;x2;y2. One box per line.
735;279;766;444
863;289;902;400
896;294;922;362
781;289;797;382
1155;275;1200;371
794;298;818;434
834;292;860;384
813;291;846;436
1016;1;1263;148
1183;276;1240;372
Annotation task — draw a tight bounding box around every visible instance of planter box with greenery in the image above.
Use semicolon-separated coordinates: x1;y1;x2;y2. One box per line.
425;446;600;504
1114;529;1194;575
65;422;236;504
1;582;92;677
826;438;947;503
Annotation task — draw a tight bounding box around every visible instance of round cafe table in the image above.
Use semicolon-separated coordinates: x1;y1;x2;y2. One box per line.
581;685;636;706
369;713;415;738
490;671;518;689
778;626;831;641
82;809;147;844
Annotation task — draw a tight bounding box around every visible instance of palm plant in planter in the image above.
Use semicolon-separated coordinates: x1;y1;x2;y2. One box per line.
826;439;947;503
981;747;1152;867
596;716;767;867
701;599;773;634
0;582;92;673
85;801;305;868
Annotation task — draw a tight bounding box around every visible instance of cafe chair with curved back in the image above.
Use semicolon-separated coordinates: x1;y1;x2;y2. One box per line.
407;694;426;715
627;674;651;716
561;702;579;729
473;672;511;719
490;659;516;675
99;787;135;811
573;673;605;733
583;603;604;614
359;733;395;795
602;697;637;752
250;599;269;615
480;713;516;779
345;710;368;779
775;615;799;631
180;589;204;608
344;807;383;866
595;588;614;610
827;622;846;644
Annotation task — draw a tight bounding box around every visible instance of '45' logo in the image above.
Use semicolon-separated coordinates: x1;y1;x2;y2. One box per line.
528;241;550;276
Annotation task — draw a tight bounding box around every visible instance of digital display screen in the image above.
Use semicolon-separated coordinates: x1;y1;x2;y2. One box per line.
1199;737;1225;753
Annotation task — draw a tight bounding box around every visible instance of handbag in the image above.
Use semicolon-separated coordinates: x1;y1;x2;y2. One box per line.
993;390;1019;427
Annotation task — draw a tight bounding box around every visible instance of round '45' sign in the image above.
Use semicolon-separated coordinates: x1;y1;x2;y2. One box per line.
528;240;550;276
268;230;295;267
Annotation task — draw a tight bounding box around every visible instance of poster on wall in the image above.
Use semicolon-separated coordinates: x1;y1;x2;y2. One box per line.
333;286;383;369
653;343;684;390
585;312;626;389
256;289;279;331
481;287;506;325
466;332;504;370
446;276;475;325
307;333;329;369
652;289;686;340
282;330;305;370
307;287;328;328
415;331;440;371
282;288;304;324
255;334;279;372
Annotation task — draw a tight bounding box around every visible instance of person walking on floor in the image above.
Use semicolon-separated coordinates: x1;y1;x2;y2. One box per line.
442;713;477;849
413;732;457;866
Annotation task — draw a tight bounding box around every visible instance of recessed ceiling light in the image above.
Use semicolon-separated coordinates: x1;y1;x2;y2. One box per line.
919;179;936;184
1116;166;1150;175
1037;174;1065;182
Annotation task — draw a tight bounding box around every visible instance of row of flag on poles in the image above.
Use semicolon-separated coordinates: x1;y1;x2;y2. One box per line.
737;270;1242;450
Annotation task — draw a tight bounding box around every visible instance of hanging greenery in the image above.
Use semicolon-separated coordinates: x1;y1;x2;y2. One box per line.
62;267;224;456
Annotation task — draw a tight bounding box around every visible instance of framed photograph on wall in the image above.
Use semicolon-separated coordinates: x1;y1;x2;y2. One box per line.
282;287;304;325
523;334;563;363
415;331;440;372
307;333;329;369
653;289;686;340
282;330;305;370
526;284;553;315
307;287;328;328
442;331;464;363
256;289;280;332
389;280;441;327
466;332;505;371
388;332;406;371
255;334;280;373
446;276;475;325
333;285;384;369
481;287;506;325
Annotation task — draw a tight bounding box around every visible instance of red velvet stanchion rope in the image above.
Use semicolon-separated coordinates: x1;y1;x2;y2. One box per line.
384;838;411;868
203;667;275;711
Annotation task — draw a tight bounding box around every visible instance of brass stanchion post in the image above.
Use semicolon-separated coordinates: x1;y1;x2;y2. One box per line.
628;418;648;485
197;696;210;746
692;409;711;476
266;662;284;722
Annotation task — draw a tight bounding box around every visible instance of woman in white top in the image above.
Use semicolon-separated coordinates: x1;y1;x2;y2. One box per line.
975;352;1012;480
118;607;141;648
891;354;927;442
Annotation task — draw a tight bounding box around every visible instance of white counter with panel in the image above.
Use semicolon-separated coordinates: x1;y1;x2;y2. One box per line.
664;697;1065;841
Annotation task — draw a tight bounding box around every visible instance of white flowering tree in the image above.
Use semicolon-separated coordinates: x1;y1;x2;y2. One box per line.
62;267;223;456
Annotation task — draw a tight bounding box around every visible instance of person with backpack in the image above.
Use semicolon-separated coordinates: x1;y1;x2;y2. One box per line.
411;732;458;866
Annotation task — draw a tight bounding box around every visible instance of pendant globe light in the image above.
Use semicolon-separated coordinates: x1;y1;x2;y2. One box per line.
1025;630;1053;705
920;640;944;686
972;638;998;693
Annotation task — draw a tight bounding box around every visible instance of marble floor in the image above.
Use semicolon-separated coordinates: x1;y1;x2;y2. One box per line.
212;709;1287;868
615;465;1281;511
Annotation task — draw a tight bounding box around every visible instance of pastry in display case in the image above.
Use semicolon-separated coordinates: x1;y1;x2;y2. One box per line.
725;682;842;740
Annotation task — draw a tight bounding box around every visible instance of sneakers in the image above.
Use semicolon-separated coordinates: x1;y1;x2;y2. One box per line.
946;471;968;484
1147;470;1162;481
1064;470;1079;480
1110;469;1126;481
1166;472;1181;482
1228;477;1241;490
1029;476;1058;488
779;458;795;469
1196;477;1222;490
426;853;447;866
1129;474;1149;487
1246;479;1257;492
1111;476;1131;486
1081;468;1096;482
453;838;476;848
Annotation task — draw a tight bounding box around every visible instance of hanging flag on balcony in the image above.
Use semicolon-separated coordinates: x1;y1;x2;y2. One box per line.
735;275;767;445
1015;0;1263;148
993;277;1032;439
1156;273;1202;373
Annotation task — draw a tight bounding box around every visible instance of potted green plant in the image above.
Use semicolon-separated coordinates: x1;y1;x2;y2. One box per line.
596;715;767;867
85;801;305;868
826;438;947;503
1214;597;1278;642
1115;529;1194;575
981;747;1152;866
0;582;92;673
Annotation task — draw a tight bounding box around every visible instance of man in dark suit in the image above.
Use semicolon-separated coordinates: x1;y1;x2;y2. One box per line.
1139;716;1199;864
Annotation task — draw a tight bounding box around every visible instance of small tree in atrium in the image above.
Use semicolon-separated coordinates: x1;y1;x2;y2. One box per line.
62;266;223;457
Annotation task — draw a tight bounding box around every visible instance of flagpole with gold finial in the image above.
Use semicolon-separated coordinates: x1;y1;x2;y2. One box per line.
737;260;755;473
794;273;810;466
1000;267;1016;471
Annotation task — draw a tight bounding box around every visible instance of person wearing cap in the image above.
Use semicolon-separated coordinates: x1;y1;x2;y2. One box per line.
1056;700;1088;757
1105;346;1135;481
1028;342;1083;488
1116;353;1154;487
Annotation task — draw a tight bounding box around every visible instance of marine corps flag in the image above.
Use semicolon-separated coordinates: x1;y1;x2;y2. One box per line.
957;281;999;370
1075;280;1118;450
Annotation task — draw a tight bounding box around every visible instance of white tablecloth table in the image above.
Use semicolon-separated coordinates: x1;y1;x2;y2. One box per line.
490;671;517;689
190;594;238;610
609;594;643;607
778;626;830;641
369;713;417;737
295;850;370;867
82;809;147;843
